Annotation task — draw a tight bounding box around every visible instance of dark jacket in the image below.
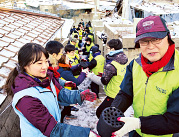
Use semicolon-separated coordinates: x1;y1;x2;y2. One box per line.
87;52;101;70
57;67;86;86
101;52;128;85
111;51;179;135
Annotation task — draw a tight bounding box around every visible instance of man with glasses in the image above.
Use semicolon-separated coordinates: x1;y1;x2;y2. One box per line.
98;16;179;137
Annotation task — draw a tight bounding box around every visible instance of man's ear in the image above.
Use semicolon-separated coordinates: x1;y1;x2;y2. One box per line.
52;53;57;58
111;48;115;51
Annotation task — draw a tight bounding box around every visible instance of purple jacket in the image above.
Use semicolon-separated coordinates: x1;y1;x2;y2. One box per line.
12;71;62;136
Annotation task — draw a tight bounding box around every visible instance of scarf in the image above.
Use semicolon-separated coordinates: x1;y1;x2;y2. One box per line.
58;63;72;68
107;49;123;56
48;66;60;78
141;44;175;77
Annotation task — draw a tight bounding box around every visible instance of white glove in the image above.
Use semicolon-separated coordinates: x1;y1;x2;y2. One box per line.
112;117;141;137
81;68;89;74
87;72;103;86
86;72;94;78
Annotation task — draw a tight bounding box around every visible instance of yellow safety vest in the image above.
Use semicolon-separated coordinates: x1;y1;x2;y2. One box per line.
78;30;83;40
91;55;105;75
104;61;126;98
67;53;80;66
86;43;94;52
132;50;179;137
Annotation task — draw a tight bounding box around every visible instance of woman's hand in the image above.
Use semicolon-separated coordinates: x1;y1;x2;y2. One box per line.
80;89;97;102
112;117;141;137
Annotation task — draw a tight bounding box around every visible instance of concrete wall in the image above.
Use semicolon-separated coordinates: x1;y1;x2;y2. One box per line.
173;0;179;3
72;12;104;28
0;95;21;137
40;5;54;13
72;13;92;27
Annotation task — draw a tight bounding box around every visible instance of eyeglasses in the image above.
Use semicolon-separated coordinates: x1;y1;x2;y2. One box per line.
139;38;162;46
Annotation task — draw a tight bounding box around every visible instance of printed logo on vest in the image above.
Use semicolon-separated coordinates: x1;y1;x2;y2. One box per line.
156;86;166;94
121;67;126;72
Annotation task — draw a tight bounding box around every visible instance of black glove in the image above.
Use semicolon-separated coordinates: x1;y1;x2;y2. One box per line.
80;61;89;69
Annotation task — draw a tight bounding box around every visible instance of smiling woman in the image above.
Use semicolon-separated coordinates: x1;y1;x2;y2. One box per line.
3;43;98;137
4;43;49;96
24;53;49;78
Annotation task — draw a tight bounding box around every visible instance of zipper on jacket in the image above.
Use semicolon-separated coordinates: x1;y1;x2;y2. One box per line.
141;77;149;137
142;77;149;116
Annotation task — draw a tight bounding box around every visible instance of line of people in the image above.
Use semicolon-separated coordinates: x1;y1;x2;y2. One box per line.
3;15;179;137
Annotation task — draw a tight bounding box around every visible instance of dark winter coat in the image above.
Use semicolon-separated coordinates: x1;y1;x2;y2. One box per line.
57;67;86;86
111;49;179;136
101;51;128;85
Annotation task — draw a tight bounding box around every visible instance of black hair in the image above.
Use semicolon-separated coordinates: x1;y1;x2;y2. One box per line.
73;30;78;34
4;43;49;96
85;27;89;30
65;44;76;53
88;21;91;27
107;39;123;50
91;46;100;54
45;40;64;55
95;44;99;48
85;37;92;43
86;29;90;34
74;34;78;39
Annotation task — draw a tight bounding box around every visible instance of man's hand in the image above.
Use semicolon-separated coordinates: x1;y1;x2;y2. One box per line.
97;72;103;77
112;117;141;137
81;68;89;74
86;72;94;78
